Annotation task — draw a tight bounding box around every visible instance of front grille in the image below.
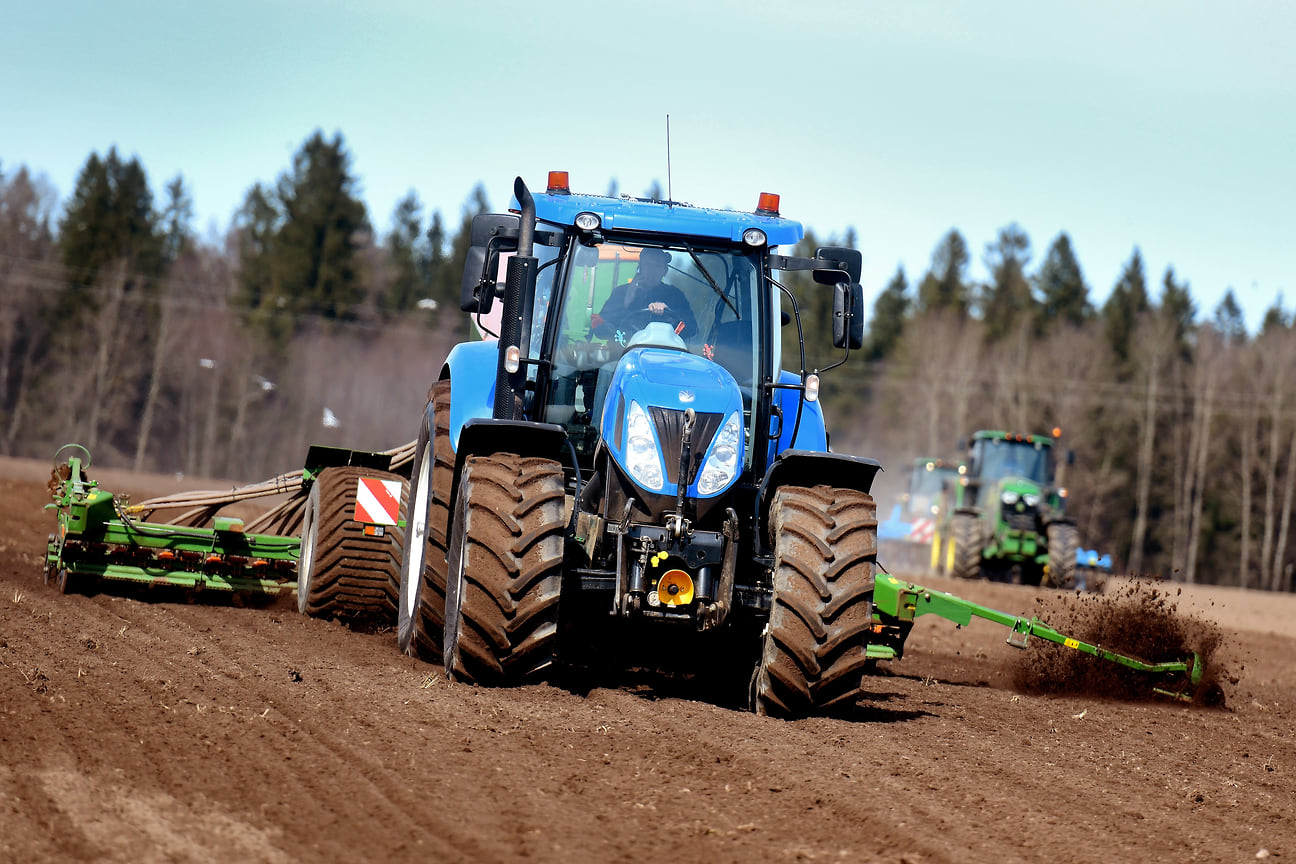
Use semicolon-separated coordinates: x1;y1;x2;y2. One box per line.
649;407;722;484
1002;504;1037;531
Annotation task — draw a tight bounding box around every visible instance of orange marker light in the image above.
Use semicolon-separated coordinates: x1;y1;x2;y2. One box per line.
755;192;780;216
547;171;570;194
1052;426;1063;438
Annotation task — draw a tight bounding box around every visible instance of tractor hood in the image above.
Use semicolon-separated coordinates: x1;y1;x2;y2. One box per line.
599;347;745;500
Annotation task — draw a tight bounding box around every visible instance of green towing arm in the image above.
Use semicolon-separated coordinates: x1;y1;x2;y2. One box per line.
871;573;1203;701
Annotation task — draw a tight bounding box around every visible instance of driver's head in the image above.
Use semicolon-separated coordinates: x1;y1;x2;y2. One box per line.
637;248;670;282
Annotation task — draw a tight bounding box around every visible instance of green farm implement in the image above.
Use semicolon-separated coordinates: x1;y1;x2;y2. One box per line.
43;444;412;622
867;572;1204;702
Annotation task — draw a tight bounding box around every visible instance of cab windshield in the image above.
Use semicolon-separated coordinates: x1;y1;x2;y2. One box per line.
974;439;1052;485
545;241;763;459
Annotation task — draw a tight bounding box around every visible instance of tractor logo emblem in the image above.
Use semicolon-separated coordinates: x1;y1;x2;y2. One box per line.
678;390;695;403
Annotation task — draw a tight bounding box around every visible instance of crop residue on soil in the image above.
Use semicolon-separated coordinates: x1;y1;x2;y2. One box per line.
1013;578;1230;705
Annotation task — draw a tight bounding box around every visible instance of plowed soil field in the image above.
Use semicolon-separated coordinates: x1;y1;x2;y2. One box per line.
1;457;1292;863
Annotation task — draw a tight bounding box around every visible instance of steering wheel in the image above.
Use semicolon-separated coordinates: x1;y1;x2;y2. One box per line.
622;304;679;334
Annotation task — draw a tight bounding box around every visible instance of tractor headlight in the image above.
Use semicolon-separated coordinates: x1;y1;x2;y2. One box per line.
1001;490;1020;505
574;211;601;231
696;412;742;495
1022;493;1040;507
742;228;767;247
625;401;665;491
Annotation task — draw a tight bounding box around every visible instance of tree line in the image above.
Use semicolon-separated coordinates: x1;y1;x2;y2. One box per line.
1;130;1292;591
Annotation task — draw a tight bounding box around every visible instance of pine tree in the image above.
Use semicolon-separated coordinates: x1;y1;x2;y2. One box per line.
273;130;370;321
979;223;1034;342
1212;290;1247;344
1035;232;1089;330
916;229;970;315
383;191;429;315
1158;266;1196;361
864;266;909;361
1102;247;1150;366
158;175;195;268
59;147;162;289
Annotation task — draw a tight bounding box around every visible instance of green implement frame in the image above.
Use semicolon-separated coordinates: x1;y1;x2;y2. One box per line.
869;573;1203;701
45;451;299;594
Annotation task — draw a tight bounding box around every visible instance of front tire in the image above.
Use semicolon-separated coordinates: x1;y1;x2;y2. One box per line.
753;485;877;718
297;466;405;624
951;513;981;581
397;381;453;659
443;454;565;685
1046;522;1079;589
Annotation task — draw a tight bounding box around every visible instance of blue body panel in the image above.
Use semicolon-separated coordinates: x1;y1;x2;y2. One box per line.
443;341;498;451
524;190;804;247
768;370;828;461
600;347;745;499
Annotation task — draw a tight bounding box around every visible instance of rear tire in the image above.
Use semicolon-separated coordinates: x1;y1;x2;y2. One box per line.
443;454;565;685
397;381;453;660
753;485;877;718
1046;523;1079;589
951;513;981;581
297;466;405;624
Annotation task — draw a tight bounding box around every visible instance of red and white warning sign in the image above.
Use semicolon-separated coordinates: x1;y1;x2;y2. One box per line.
909;517;935;544
354;477;402;526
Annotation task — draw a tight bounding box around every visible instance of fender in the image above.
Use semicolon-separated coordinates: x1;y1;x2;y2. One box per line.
447;417;573;543
442;341;498;450
757;449;882;543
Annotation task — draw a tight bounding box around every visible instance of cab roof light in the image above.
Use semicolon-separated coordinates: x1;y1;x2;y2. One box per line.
755;192;780;217
547;171;571;195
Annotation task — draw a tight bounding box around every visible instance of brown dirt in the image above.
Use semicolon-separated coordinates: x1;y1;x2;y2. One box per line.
2;459;1293;863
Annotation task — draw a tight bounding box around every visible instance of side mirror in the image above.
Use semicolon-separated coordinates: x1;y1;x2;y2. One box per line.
460;213;521;313
831;281;864;349
460;246;492;313
470;213;520;247
816;246;862;284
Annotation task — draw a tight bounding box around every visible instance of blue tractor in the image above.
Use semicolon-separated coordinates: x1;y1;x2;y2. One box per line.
395;172;879;717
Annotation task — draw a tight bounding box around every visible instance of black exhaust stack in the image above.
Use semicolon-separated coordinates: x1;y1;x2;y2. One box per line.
493;176;538;421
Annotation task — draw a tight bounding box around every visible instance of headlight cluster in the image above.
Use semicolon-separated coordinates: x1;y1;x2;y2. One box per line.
696;413;741;495
625;402;664;491
1001;490;1041;507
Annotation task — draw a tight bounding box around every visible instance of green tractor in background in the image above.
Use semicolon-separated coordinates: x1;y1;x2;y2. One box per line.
934;429;1078;589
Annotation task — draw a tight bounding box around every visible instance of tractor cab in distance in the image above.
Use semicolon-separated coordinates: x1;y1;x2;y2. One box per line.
937;429;1079;589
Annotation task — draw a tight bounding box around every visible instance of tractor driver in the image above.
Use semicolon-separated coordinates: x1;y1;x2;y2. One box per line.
591;247;697;342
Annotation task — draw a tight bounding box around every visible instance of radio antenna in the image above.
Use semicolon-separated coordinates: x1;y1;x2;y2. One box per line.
666;114;672;205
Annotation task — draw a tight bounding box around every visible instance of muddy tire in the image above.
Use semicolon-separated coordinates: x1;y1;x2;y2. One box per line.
297;466;405;624
397;381;453;660
1046;522;1079;590
443;454;565;685
753;485;877;718
951;513;981;581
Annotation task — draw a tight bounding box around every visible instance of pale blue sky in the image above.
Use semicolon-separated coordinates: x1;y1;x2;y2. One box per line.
5;0;1292;331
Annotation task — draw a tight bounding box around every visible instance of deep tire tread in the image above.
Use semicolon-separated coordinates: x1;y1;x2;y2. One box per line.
303;466;406;622
754;485;877;718
448;454;565;686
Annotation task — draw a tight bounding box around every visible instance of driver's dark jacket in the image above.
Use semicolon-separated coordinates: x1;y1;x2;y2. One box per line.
595;278;697;340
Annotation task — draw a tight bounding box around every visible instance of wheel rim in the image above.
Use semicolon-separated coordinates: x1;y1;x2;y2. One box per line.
297;495;317;613
402;438;433;623
442;468;472;671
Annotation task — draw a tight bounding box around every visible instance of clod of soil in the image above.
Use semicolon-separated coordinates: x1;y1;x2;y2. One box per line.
1014;578;1229;705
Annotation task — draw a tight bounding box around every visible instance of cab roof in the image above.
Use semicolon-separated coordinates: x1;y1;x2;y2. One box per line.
520;190;806;247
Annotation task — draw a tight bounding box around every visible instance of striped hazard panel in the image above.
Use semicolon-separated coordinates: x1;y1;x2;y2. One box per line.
354;477;402;526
